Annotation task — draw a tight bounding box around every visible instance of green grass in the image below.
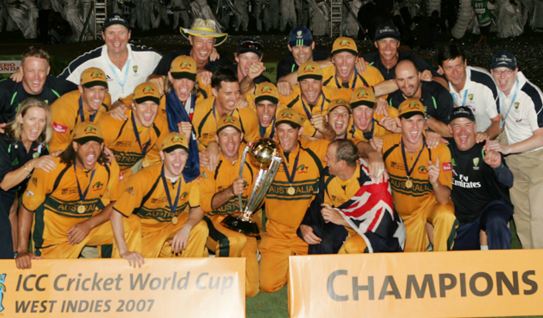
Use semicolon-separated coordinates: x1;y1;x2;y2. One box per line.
247;287;288;318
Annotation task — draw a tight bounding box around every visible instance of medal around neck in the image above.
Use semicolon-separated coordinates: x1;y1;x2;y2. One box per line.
221;138;282;237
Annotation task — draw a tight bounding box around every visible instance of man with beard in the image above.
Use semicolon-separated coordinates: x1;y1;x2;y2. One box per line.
198;115;259;296
437;44;500;141
59;14;161;101
49;67;111;152
259;107;329;292
448;106;513;250
371;98;456;252
15;123;123;269
0;47;76;125
110;132;208;267
486;50;543;248
388;59;454;137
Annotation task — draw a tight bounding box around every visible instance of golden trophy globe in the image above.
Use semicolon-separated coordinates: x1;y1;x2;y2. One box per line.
221;138;282;236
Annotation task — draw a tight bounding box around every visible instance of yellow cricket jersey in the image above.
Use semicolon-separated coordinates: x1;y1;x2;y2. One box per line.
98;109;168;173
323;166;363;207
264;140;328;229
49;90;111;153
113;164;199;225
347;106;399;143
321;64;384;89
22;157;119;250
381;134;452;217
278;85;350;137
199;148;255;215
192;97;259;149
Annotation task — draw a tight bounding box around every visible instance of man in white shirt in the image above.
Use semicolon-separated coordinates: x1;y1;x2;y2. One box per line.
486;50;543;249
58;14;162;101
437;43;501;142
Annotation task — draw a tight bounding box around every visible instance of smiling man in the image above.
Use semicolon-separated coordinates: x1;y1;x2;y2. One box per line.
98;82;168;178
15;123;121;269
486;50;543;249
49;67;111;152
110;132;208;267
447;106;513;250
0;47;76;125
59;14;161;101
371;98;456;252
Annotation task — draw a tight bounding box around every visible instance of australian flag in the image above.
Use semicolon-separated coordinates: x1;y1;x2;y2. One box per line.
335;167;405;252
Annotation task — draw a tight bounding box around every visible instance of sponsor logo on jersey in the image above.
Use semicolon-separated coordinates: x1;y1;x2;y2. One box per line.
442;162;452;171
454;174;481;188
52;122;68;133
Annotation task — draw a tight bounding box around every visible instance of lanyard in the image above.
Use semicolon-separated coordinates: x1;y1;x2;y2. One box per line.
281;147;301;184
107;57;131;95
335;68;358;89
131;111;150;155
400;138;426;180
301;94;325;119
499;79;520;129
74;165;96;202
451;88;468;107
78;97;97;123
161;167;183;213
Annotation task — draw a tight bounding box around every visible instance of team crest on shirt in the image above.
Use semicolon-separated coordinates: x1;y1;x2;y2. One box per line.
92;181;104;190
442;162;452;171
133;65;138;74
126;186;135;195
468;94;474;101
472;157;480;170
514;102;520;110
418;165;427;174
296;164;309;174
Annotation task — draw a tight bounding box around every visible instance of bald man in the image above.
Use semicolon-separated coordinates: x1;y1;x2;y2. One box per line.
387;59;454;137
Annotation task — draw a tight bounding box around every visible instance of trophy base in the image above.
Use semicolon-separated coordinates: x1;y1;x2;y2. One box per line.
221;215;260;237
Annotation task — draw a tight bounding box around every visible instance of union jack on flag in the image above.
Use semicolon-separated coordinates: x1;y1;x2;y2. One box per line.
335;165;406;252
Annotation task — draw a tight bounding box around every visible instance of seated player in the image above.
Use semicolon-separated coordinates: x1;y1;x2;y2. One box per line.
15;123;124;268
299;139;405;254
110;132;208;267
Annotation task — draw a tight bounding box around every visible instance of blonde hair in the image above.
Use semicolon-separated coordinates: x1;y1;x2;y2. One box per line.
8;98;52;144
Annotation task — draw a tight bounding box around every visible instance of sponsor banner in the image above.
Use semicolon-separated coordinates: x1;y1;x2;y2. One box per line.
0;258;245;318
0;56;20;78
289;250;543;317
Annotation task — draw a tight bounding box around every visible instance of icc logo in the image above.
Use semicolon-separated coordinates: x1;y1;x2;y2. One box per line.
0;273;6;313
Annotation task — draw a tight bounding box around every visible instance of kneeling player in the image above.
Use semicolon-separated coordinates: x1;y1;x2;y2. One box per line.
199;115;259;296
16;123;123;268
110;132;208;267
